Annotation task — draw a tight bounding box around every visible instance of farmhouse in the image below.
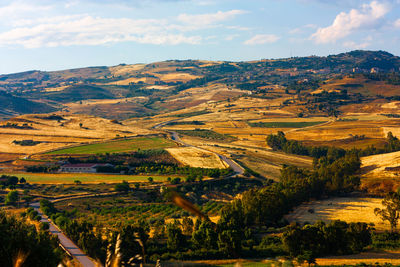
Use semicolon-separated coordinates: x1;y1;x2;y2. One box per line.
59;163;113;173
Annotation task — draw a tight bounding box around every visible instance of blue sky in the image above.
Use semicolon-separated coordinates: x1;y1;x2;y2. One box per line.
0;0;399;74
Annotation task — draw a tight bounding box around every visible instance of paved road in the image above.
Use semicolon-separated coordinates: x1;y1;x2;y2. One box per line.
156;121;244;176
30;202;96;267
170;130;243;175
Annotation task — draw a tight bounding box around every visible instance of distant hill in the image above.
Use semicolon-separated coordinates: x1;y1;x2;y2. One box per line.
41;84;115;103
0;50;399;119
0;91;55;115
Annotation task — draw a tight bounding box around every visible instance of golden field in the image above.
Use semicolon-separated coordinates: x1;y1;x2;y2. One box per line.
166;147;228;169
285;197;390;231
0;113;152;155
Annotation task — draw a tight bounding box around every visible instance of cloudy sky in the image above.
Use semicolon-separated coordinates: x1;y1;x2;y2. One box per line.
0;0;400;74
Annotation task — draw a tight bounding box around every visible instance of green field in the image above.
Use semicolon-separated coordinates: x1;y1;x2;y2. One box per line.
3;173;178;183
46;137;176;155
248;121;326;128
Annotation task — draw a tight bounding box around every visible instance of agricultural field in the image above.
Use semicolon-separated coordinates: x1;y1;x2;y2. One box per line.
166;147;228;169
0;113;152;154
2;172;174;183
247;121;327;128
3;52;400;266
47;136;176;155
174;135;313;180
316;250;400;266
285;197;390;231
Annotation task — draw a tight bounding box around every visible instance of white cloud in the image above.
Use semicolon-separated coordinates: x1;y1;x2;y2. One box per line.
343;40;370;49
244;34;279;45
0;8;248;48
0;15;202;48
395;18;400;27
177;10;246;27
311;1;389;43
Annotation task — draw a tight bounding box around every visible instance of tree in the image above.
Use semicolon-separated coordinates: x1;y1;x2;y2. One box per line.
115;180;130;192
19;177;26;184
192;219;217;250
5;190;18;206
375;192;400;232
181;217;194;236
0;211;61;266
40;222;50;231
166;221;186;251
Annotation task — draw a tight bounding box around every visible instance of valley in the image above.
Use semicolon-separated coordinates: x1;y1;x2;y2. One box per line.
2;50;400;266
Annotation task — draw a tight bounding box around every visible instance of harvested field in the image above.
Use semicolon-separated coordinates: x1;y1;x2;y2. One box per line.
0;113;151;154
166;147;228;169
316;250;400;266
285;197;390;231
0;153;24;162
108;64;145;76
286;121;384;141
361;150;400;178
47;137;176;155
2;172;174;184
302;137;387;150
175;135;312;180
248;121;327;128
157;72;201;83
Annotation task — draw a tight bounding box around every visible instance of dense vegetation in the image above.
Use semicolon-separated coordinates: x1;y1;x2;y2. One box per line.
267;131;400;159
39;84;115;103
13;139;41;146
175;129;237;141
283;221;372;264
0;211;62;266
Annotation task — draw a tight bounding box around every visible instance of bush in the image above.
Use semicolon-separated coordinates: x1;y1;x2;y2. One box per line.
5;190;18;206
115;180;130;192
39;222;50;231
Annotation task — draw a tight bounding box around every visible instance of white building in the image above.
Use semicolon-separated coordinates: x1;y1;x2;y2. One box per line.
59;163;113;173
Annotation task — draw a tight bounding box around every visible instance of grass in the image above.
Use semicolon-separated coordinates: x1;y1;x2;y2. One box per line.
248;121;326;128
46;137;176;155
2;173;177;183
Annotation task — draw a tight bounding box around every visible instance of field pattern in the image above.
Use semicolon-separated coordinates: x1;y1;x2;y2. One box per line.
248;121;326;128
285;197;390;230
47;137;176;154
166;147;228;169
3;172;174;183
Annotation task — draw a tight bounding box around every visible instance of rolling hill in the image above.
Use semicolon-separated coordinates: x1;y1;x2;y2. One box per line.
0;50;399;120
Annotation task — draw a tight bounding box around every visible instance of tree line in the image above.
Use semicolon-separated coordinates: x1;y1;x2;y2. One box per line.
267;131;400;159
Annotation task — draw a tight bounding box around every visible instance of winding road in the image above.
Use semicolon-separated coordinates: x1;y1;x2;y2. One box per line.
154;119;244;176
30;202;96;267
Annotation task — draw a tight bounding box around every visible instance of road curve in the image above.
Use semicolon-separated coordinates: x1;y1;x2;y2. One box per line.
30;202;96;267
163;127;244;176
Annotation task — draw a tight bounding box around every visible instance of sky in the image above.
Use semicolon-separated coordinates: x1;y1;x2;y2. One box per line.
0;0;400;74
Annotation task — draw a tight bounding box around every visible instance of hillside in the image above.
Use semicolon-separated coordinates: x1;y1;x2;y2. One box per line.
0;91;55;116
0;50;399;120
38;84;115;103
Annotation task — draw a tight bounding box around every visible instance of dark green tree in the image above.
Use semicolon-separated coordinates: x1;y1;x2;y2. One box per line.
5;190;18;206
